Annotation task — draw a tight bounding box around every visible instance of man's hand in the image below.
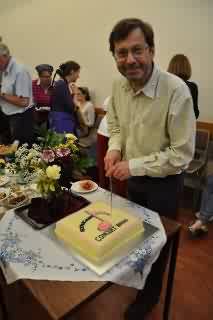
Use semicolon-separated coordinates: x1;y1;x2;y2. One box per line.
104;150;121;176
111;160;131;181
0;93;29;107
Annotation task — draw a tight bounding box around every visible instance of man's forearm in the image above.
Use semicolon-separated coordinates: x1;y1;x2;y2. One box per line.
129;142;194;177
0;93;29;107
108;134;122;152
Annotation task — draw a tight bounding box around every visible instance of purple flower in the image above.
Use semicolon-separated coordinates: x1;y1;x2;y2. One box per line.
41;149;55;163
55;147;71;158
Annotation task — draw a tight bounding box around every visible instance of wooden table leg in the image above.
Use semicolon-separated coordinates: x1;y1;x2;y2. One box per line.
163;228;181;320
0;270;9;320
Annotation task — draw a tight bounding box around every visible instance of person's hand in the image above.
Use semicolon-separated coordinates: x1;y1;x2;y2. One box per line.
73;94;80;107
111;160;131;181
105;150;121;176
0;91;5;98
69;83;78;95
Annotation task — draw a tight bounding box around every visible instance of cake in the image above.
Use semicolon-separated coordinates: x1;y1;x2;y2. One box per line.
55;201;144;266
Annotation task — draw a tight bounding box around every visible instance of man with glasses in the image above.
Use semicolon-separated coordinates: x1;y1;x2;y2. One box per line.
105;18;195;319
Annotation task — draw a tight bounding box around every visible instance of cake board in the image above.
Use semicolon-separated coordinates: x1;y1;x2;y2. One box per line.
57;221;159;276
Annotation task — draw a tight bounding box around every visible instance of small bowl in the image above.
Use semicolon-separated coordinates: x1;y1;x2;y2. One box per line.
0;187;9;204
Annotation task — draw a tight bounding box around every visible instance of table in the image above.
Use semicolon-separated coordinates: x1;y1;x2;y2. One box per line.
0;215;181;320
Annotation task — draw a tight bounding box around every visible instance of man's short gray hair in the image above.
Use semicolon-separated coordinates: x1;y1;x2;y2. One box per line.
0;43;10;57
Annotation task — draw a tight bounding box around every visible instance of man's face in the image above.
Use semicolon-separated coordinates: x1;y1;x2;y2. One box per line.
113;28;154;85
70;69;80;83
39;71;52;87
0;55;8;71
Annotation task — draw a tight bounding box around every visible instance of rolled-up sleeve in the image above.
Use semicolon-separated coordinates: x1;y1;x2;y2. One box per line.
129;84;196;177
107;94;122;152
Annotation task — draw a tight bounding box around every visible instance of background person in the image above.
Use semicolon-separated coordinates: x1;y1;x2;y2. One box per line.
49;61;80;134
0;43;34;145
74;86;95;137
168;53;199;119
32;64;53;127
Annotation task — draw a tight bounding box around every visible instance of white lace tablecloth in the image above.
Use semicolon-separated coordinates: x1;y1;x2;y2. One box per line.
0;188;166;289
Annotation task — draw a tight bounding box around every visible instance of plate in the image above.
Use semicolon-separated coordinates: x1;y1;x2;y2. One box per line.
35;106;50;112
0;176;10;187
71;180;98;194
0;187;10;203
0;144;15;155
6;192;29;209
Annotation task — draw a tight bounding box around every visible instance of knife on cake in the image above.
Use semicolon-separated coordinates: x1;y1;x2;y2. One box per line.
109;176;113;215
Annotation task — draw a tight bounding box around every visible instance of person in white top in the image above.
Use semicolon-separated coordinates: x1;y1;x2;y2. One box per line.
74;87;95;136
97;96;110;137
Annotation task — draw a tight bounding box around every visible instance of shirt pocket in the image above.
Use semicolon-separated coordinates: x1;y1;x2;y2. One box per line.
2;78;16;95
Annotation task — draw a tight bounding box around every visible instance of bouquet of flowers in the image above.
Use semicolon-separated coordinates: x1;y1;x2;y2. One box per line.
37;133;79;196
5;144;42;183
5;130;94;198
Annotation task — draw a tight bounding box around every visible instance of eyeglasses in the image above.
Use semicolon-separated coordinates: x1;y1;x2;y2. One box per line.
114;45;149;61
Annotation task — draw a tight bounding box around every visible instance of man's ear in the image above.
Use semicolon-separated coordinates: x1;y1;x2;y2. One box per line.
149;46;155;57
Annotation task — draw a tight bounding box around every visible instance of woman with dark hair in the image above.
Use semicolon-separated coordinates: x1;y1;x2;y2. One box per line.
74;86;95;136
32;64;53;126
168;54;199;119
49;61;80;134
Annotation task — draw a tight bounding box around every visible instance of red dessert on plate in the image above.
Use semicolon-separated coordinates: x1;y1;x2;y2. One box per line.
79;180;94;191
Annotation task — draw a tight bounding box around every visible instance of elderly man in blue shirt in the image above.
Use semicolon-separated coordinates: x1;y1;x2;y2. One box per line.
0;43;34;145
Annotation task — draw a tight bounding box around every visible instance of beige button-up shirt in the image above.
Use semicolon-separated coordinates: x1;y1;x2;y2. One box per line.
107;64;196;177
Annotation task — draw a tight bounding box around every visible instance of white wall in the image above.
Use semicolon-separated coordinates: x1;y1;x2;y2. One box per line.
0;0;212;120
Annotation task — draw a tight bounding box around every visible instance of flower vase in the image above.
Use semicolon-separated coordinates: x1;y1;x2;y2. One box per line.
59;159;73;188
28;189;90;226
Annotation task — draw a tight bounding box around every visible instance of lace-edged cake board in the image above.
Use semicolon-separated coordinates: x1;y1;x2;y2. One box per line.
54;222;159;276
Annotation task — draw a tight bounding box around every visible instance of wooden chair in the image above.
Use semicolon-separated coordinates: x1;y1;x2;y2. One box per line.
184;129;210;211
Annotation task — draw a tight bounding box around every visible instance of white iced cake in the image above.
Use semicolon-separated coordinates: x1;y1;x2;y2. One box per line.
55;201;144;266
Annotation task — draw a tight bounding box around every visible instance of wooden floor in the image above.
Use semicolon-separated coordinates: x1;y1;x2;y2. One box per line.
74;199;213;319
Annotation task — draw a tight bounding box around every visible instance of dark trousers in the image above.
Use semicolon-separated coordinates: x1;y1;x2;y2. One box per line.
128;174;184;219
127;174;183;314
0;108;34;145
0;109;10;144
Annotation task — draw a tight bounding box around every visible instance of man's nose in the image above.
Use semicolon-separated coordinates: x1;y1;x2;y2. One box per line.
126;51;136;64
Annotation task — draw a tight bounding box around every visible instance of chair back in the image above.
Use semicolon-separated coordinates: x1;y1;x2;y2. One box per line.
194;129;210;163
196;129;210;151
184;128;210;210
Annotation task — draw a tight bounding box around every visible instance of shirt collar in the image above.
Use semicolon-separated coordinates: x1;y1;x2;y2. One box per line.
4;57;15;75
35;78;51;90
122;63;160;99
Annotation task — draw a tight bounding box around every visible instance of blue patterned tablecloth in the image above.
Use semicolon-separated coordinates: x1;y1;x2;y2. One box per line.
0;188;166;289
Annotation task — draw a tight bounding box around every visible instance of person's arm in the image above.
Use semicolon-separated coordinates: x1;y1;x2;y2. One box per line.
106;93;122;152
0;92;29;107
192;82;199;119
128;85;196;178
105;92;122;173
83;102;95;127
0;70;31;108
